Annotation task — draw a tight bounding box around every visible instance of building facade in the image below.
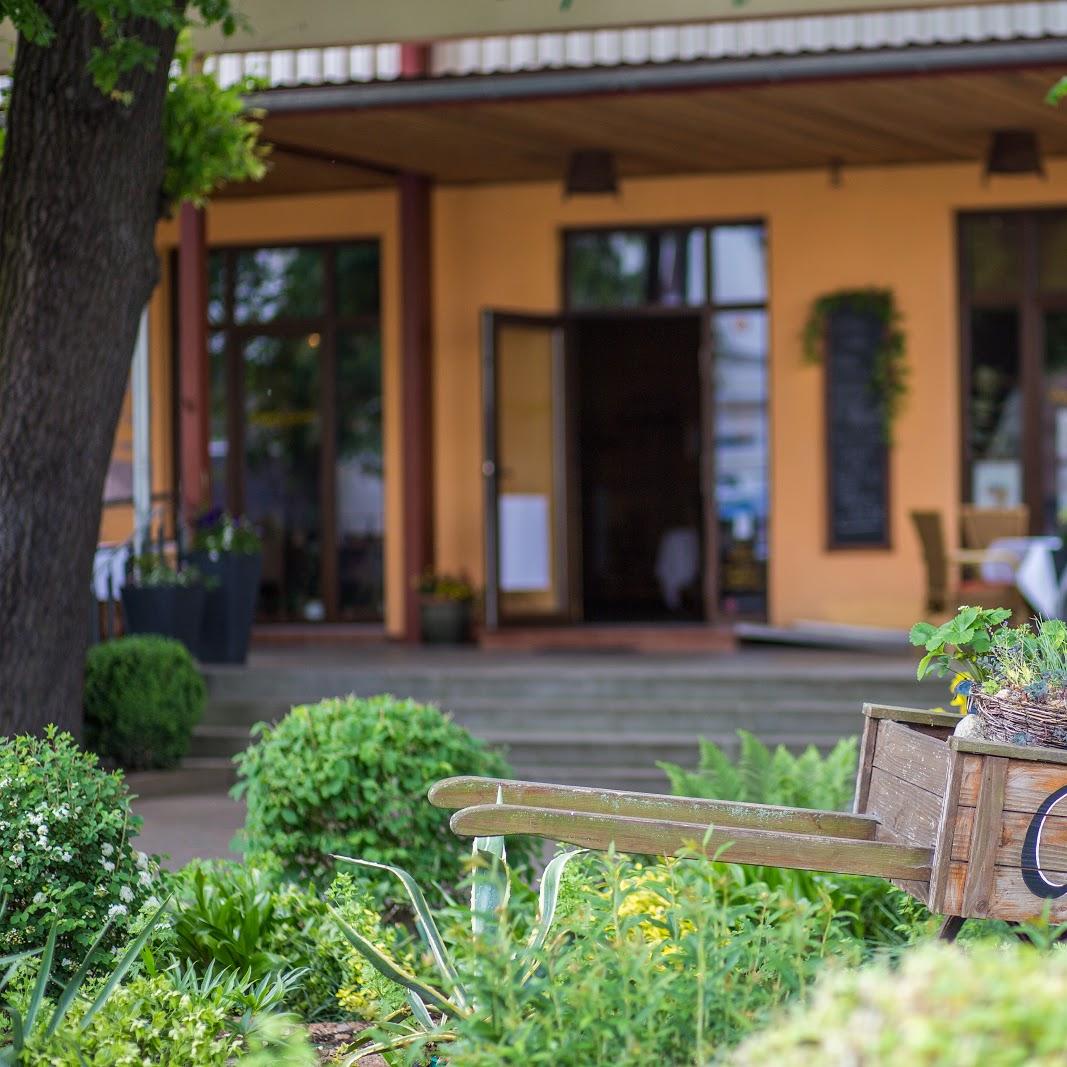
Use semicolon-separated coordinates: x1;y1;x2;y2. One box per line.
103;2;1067;639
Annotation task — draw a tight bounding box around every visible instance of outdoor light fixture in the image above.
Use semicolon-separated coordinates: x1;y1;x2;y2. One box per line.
565;150;618;196
984;129;1045;180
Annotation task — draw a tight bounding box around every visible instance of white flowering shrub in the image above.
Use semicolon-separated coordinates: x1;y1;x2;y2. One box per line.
0;727;161;973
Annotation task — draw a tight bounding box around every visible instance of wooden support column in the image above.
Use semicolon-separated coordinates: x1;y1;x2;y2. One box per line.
399;173;434;642
178;203;210;527
398;40;434;642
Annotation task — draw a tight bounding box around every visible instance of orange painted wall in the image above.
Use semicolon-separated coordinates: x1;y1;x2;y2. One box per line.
120;159;1067;635
430;160;1067;630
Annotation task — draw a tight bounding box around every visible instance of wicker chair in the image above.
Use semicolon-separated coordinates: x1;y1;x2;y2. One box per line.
911;510;1027;620
959;505;1029;550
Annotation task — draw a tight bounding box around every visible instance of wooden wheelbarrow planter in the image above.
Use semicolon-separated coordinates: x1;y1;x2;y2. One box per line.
430;704;1067;936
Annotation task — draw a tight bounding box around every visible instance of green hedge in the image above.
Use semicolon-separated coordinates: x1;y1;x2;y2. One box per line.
234;694;520;894
83;636;205;770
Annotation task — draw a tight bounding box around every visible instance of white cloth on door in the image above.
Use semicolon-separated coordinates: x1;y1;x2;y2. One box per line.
654;527;700;610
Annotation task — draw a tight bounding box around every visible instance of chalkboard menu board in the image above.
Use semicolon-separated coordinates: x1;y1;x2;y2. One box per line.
825;307;890;548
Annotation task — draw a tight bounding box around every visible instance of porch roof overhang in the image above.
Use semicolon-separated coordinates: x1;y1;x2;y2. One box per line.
229;36;1067;197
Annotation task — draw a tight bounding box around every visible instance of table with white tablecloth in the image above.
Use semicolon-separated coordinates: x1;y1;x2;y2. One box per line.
981;536;1065;618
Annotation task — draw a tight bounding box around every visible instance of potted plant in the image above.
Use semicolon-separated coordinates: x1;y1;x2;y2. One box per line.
121;552;207;654
911;605;1067;747
187;510;263;664
415;570;476;644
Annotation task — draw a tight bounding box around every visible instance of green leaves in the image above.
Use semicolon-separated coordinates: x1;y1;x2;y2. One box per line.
909;605;1013;682
234;695;527;898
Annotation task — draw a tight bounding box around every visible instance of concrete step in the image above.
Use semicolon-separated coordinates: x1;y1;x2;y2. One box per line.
188;721;860;765
199;695;917;735
202;667;935;707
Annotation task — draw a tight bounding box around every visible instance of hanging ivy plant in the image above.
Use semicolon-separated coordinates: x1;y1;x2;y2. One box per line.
802;288;907;441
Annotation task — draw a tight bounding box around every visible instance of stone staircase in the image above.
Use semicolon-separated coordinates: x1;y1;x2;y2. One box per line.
190;647;944;792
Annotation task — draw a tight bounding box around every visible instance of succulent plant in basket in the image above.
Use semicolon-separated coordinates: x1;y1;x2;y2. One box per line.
911;606;1067;748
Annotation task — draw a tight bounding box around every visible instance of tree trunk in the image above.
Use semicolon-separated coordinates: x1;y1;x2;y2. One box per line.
0;3;178;735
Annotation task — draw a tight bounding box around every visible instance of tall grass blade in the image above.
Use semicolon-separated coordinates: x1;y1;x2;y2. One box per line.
471;836;510;937
328;905;459;1019
23;923;57;1034
332;854;465;1007
520;848;585;977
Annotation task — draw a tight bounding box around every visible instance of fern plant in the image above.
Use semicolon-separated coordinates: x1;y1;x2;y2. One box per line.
658;731;858;811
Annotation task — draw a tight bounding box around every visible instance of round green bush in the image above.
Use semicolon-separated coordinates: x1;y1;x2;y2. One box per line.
83;635;205;770
233;694;518;892
728;941;1067;1066
0;728;163;972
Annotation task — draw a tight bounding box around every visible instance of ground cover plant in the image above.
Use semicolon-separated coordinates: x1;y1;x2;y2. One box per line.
339;839;866;1067
659;731;927;944
83;635;205;771
0;728;163;974
166;858;411;1021
234;695;525;897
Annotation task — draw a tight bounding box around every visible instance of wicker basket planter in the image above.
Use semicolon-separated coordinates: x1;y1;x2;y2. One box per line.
972;690;1067;750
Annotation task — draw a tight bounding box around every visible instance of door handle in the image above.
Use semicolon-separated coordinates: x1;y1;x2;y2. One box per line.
482;461;496;477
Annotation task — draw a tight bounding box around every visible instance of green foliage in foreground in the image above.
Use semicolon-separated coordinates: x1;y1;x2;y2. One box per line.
435;849;866;1067
729;940;1067;1067
234;695;525;895
0;728;162;972
83;636;205;771
660;731;927;945
333;837;582;1062
166;859;409;1021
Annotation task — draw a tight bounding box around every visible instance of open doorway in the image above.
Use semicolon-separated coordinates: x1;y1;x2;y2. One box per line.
571;316;705;621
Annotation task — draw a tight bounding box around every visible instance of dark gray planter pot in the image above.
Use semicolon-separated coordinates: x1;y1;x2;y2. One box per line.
188;551;262;664
121;584;206;654
419;599;472;644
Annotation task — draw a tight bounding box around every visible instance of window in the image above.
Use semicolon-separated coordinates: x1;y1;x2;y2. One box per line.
564;222;770;619
207;241;384;622
960;211;1067;532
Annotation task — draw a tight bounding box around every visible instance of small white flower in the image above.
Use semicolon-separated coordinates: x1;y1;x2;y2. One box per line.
135;851;149;869
32;892;45;905
100;843;114;858
101;860;115;873
119;885;134;903
138;870;153;887
107;904;127;919
61;959;73;969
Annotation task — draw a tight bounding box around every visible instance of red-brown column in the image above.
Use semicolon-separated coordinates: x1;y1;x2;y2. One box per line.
399;173;434;642
178;203;210;526
398;41;434;642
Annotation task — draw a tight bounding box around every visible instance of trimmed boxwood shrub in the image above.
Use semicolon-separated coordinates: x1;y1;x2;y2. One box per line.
233;694;520;894
728;941;1067;1066
83;635;205;770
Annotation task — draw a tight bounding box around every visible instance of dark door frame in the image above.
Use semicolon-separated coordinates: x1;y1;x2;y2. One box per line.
482;305;713;629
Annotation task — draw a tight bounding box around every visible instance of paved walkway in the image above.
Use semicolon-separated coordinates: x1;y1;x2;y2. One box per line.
132;792;245;869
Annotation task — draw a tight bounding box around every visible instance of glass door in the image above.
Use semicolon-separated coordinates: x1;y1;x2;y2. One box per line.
242;334;323;621
482;311;576;630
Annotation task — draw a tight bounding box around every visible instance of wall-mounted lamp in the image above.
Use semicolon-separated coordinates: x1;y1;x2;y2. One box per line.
984;129;1045;180
564;150;618;196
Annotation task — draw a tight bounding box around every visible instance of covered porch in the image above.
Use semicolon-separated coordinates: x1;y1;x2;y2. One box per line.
151;4;1067;642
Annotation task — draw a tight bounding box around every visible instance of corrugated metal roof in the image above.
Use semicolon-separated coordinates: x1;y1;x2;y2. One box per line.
205;1;1067;88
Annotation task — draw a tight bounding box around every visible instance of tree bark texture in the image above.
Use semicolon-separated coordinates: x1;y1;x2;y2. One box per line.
0;3;178;735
